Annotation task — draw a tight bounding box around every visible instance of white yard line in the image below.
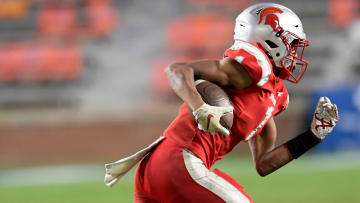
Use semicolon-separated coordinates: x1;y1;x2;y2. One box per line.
0;164;135;188
0;164;100;188
1;152;359;188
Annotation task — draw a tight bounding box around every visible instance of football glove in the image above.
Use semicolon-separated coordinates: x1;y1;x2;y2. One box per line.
310;96;339;140
192;103;233;136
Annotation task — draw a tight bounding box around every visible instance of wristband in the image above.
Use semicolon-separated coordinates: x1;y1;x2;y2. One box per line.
286;129;322;159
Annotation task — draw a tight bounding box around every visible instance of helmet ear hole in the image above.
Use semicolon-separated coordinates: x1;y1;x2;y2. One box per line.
276;53;280;57
265;40;278;48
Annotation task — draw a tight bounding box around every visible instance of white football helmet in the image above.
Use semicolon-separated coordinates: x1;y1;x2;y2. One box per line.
234;3;309;83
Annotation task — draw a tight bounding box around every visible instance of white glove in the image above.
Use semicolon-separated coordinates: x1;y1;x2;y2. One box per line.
311;96;339;140
192;103;233;136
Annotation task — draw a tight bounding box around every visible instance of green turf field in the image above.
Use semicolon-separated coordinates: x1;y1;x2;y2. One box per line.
0;154;359;203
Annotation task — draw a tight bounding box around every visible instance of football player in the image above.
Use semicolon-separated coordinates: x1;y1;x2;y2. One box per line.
105;3;339;202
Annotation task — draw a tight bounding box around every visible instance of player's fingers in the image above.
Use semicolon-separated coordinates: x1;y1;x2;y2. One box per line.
219;106;233;113
197;123;205;131
323;96;331;104
317;96;334;114
219;106;233;115
323;102;333;111
323;97;336;112
219;126;230;136
315;97;326;113
322;107;333;120
323;102;338;119
209;123;218;135
214;123;230;136
332;104;339;122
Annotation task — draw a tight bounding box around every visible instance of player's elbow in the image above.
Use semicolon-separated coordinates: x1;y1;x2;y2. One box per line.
166;62;188;72
165;63;193;79
255;166;267;177
164;64;174;75
255;163;271;177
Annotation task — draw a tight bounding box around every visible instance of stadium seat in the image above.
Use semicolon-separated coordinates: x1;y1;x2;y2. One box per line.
166;13;233;56
85;0;119;39
0;43;84;82
41;44;84;81
37;4;78;39
328;0;359;28
151;56;202;97
0;0;29;19
188;0;252;11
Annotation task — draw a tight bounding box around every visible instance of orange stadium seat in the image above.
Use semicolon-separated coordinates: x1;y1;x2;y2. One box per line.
151;58;174;96
157;13;233;96
0;43;84;82
166;13;233;56
54;44;84;80
188;0;252;11
328;0;359;28
0;0;29;19
151;56;198;97
39;44;83;81
0;43;29;81
85;0;119;38
37;5;78;38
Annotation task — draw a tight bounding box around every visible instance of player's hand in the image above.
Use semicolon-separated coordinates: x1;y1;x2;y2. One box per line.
310;96;339;140
192;103;233;136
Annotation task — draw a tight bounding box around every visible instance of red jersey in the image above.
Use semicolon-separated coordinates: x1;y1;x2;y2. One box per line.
163;41;289;169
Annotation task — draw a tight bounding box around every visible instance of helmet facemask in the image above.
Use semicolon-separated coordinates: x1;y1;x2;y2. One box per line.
254;23;309;84
278;31;309;83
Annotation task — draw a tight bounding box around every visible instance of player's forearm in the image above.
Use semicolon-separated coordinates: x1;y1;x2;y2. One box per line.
256;129;322;176
255;97;338;177
165;64;204;111
255;144;293;177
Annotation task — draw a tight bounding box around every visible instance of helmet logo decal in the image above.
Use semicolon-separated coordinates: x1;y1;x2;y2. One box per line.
257;7;283;31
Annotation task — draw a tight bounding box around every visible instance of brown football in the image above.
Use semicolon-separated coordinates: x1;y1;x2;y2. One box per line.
190;80;233;130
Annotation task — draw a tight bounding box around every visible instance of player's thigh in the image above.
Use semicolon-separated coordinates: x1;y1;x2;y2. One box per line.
183;149;253;203
135;139;250;202
134;196;159;203
134;138;222;202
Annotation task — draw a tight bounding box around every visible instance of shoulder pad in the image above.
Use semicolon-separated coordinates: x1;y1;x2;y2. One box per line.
225;41;272;87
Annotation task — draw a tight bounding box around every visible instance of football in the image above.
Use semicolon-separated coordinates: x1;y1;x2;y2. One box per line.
193;79;233;130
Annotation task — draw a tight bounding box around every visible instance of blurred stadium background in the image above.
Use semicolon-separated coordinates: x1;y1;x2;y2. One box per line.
0;0;359;202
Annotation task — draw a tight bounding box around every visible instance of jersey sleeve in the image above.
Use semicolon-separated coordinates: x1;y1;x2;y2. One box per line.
275;87;290;116
224;41;272;87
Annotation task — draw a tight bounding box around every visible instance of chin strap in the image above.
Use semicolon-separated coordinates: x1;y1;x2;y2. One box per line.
275;28;284;37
